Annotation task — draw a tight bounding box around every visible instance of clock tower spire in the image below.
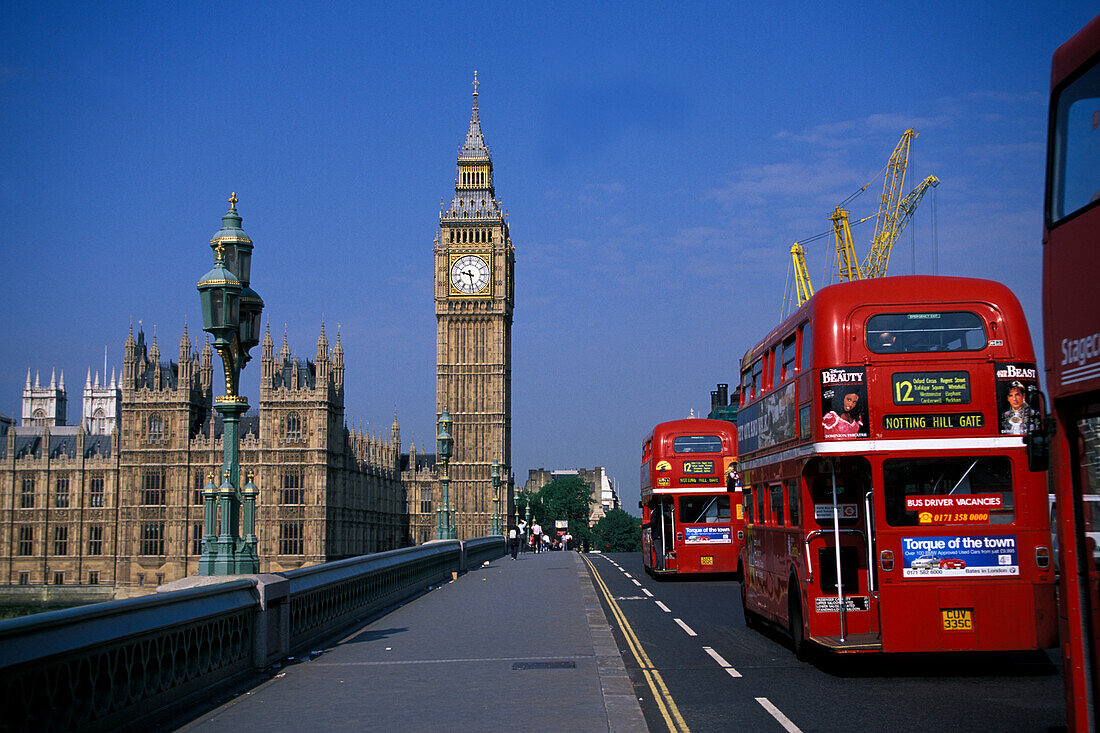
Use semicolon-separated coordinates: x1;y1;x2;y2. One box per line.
435;72;514;539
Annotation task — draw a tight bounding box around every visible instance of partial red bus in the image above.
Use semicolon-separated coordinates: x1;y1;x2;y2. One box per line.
641;418;743;577
1041;13;1100;730
737;276;1057;657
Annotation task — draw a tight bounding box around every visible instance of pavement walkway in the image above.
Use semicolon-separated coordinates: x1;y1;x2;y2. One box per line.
177;549;646;732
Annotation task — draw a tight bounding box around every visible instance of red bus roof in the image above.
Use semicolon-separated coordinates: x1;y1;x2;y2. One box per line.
741;275;1031;366
1052;12;1100;87
644;417;737;454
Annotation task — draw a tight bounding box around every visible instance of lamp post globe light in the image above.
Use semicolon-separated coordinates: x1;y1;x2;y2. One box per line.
196;193;264;575
491;459;501;535
437;408;455;540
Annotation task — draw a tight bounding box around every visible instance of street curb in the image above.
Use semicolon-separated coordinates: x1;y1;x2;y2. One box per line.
575;553;648;732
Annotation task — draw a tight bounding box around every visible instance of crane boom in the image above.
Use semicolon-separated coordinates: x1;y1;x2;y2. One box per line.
861;174;940;278
862;129;916;277
831;206;862;281
791;242;814;307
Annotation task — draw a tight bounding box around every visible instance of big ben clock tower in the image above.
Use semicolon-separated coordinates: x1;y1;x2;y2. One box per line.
435;72;514;539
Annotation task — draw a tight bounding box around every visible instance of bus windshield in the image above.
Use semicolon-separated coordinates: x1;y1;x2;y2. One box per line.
882;456;1014;526
866;312;987;353
1049;54;1100;224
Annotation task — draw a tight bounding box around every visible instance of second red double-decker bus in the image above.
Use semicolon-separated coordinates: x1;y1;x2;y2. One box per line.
737;275;1057;657
641;418;742;577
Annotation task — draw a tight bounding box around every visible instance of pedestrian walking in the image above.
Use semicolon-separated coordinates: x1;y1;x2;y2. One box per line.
508;526;519;560
532;522;542;553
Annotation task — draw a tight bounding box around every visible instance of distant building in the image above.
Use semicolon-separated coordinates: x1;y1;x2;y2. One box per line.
708;383;738;424
0;323;408;598
524;467;620;526
402;439;438;545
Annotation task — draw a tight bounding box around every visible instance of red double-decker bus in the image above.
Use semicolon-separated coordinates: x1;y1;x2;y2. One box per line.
641;418;742;577
737;276;1058;657
1041;13;1100;730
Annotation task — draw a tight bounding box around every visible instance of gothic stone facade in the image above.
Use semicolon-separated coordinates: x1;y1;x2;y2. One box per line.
0;325;407;597
435;75;515;538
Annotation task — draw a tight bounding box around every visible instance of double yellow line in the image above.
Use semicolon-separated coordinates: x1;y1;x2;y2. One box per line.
582;555;690;733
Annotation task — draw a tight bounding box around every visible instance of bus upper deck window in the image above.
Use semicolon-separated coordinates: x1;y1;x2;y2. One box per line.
866;312;987;354
781;335;797;380
1049;56;1100;224
673;435;723;453
751;359;763;398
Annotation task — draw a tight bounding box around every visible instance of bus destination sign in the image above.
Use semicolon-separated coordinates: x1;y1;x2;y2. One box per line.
883;413;985;430
891;371;971;405
679;477;722;485
682;460;715;474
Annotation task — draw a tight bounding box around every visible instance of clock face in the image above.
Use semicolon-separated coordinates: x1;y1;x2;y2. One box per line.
450;254;491;295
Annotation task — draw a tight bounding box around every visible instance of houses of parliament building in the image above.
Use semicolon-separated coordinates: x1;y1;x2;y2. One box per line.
0;75;514;597
0;324;410;597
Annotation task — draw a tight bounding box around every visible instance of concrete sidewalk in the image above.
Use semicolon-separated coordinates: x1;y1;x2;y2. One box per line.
177;550;645;732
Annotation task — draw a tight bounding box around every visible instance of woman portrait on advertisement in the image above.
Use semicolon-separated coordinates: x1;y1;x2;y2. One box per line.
822;387;867;438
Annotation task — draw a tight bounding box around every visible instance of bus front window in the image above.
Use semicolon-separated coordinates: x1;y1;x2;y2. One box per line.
1050;56;1100;223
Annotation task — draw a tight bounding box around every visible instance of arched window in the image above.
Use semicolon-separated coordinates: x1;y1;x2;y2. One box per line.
32;409;46;427
286;413;302;441
148;414;163;440
92;409;106;435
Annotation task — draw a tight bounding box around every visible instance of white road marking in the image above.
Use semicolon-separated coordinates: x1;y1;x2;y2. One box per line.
641;588;653;597
631;579;642;587
702;646;741;678
655;601;671;613
673;618;697;636
756;697;803;733
623;572;633;578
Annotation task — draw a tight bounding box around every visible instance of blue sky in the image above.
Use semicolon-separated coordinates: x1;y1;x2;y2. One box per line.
2;2;1095;514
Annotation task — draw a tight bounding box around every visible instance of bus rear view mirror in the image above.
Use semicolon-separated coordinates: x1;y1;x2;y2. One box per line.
1023;387;1054;472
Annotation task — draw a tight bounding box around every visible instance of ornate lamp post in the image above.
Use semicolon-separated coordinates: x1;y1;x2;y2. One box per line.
197;193;264;575
524;494;532;552
491;459;501;535
437;408;455;540
512;480;520;530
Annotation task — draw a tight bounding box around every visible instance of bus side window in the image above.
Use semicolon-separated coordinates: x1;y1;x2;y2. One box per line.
786;479;800;526
772;346;782;389
756;485;768;526
781;334;797;381
751;360;763;399
799;321;812;372
740;367;752;405
770;484;785;526
743;487;754;524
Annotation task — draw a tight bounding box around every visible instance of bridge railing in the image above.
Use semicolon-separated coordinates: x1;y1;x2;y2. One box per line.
0;536;506;732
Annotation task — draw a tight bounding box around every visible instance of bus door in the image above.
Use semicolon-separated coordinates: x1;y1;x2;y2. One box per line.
803;457;879;645
651;499;677;571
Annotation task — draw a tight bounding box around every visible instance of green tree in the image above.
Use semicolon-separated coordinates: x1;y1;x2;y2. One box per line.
528;477;593;548
591;509;642;553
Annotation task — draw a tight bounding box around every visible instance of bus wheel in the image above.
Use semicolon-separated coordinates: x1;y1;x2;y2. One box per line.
789;590;810;661
740;574;758;628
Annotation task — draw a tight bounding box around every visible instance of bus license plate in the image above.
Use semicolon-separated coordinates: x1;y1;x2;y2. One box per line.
700;556;714;566
942;608;972;631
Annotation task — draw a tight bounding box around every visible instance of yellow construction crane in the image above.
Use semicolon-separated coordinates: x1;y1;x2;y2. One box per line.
789;129;939;308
